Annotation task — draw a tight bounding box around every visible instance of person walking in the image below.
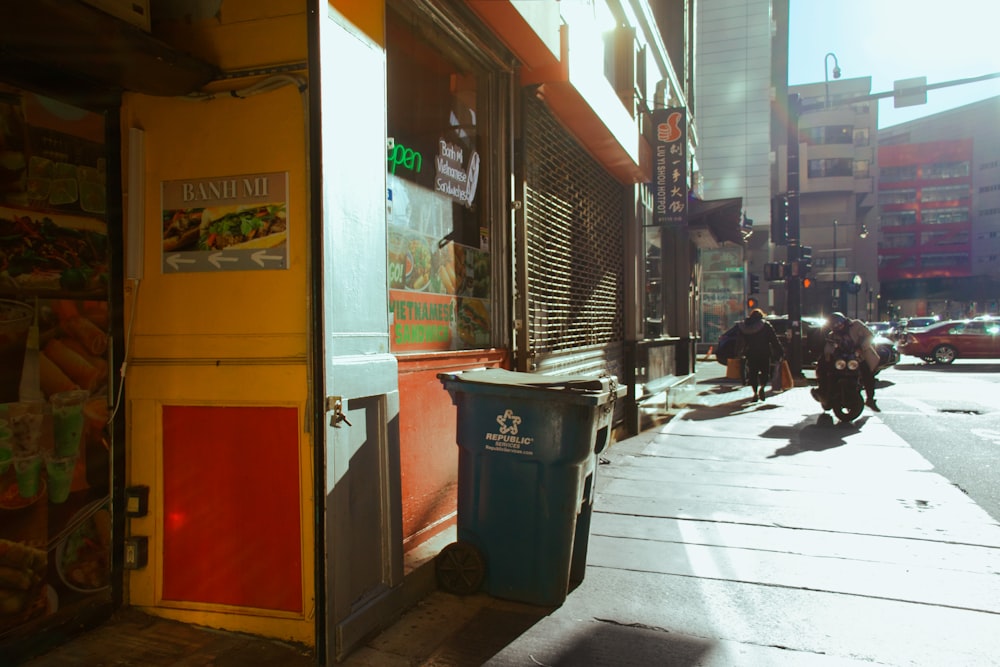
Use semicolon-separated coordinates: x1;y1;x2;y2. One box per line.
737;308;784;402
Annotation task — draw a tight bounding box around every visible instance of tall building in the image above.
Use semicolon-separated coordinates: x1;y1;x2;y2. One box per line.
694;0;788;340
877;96;1000;318
789;76;880;319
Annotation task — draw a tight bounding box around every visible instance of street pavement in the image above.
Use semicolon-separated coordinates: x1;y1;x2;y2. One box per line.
16;361;1000;666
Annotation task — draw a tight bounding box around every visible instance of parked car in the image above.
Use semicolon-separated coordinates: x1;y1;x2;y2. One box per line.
866;321;893;336
897;315;939;334
898;319;1000;364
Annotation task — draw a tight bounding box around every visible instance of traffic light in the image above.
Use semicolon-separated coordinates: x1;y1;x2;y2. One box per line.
747;297;758;309
770;194;788;246
802;277;812;289
763;262;787;281
799;245;813;274
749;273;760;294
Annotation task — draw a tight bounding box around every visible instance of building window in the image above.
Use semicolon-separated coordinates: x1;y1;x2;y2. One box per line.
883;233;916;248
922;231;969;245
881;211;916;226
854;160;870;178
921;185;968;202
922;207;969;224
853;128;869;147
808;157;853;178
879;189;917;205
880;165;917;183
922;161;969;179
878;254;916;269
921;253;969;268
801;125;853;145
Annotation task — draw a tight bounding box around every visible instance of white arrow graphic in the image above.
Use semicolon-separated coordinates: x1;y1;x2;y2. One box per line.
251;250;284;267
166;255;197;271
208;253;239;269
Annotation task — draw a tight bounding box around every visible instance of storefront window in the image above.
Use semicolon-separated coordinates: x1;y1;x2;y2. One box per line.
643;225;662;338
386;9;491;353
700;247;745;347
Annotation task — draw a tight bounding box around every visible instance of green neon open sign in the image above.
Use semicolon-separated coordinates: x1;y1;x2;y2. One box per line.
388;142;423;174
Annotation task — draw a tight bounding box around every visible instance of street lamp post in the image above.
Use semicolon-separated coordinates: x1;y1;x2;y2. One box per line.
824;52;841;108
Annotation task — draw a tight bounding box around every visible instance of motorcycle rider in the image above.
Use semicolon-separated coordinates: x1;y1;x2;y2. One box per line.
813;312;881;412
737;308;784;402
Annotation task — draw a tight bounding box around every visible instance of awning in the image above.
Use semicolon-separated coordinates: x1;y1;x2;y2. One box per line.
466;2;646;185
688;197;747;248
0;1;219;107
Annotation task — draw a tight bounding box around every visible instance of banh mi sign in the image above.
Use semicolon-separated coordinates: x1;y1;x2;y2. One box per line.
160;172;289;273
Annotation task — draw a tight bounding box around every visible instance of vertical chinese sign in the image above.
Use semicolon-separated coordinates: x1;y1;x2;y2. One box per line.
651;108;687;227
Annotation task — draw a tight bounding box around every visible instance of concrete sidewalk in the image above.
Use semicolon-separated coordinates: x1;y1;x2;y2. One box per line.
18;363;1000;666
476;366;1000;666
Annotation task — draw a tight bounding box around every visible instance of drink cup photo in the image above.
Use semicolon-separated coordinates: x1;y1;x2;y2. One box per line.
14;453;42;498
0;420;11;475
9;399;44;456
50;389;90;457
0;299;33;404
45;453;77;504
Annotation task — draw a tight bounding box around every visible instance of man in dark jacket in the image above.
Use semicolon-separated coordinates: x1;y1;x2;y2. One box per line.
738;308;784;401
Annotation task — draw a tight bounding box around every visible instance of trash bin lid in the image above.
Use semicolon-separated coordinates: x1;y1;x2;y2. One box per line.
438;368;625;403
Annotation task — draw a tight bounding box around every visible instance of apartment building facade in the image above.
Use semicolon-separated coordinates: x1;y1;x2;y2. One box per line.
788;76;880;320
877;96;1000;318
694;0;787;342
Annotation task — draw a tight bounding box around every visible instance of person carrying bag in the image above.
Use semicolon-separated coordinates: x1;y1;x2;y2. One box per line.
737;308;784;402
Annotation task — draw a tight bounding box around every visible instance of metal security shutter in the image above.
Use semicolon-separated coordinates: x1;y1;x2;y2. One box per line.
522;95;626;383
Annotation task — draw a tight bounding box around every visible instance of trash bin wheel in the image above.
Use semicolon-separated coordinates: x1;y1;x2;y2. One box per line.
435;541;485;596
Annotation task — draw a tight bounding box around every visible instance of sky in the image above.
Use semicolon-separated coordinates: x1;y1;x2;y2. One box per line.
788;0;1000;128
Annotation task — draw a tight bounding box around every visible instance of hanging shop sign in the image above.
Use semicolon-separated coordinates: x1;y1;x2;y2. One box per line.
434;139;479;207
651;108;687;227
160;172;289;273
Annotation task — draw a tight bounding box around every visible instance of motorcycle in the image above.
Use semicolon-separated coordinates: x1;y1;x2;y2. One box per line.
811;335;865;424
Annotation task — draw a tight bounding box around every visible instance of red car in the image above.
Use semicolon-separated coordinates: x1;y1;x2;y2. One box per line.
898;319;1000;364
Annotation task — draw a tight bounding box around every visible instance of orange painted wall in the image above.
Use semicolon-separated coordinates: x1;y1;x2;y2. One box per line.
122;1;314;645
397;350;506;551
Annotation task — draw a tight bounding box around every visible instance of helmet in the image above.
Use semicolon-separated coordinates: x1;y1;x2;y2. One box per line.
829;312;849;331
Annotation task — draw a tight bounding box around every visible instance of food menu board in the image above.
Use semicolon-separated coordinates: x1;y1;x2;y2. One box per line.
0;297;112;637
387;174;490;352
0;92;106;217
0;88;111;640
0;90;109;299
0;207;109;299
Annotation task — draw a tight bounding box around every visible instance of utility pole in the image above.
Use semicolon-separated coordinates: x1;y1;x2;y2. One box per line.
786;94;803;378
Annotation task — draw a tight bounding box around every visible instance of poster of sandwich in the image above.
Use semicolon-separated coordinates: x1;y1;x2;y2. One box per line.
161;172;288;273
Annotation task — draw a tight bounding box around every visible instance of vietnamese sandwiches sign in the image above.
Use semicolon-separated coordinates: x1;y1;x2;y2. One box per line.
435;139;479;207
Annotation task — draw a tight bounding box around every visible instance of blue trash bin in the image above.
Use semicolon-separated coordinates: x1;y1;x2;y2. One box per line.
436;368;624;606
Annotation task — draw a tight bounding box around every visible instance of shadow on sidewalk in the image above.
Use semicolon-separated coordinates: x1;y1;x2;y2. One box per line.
765;415;872;458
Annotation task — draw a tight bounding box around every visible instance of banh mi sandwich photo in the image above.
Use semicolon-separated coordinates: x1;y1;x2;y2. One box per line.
197;204;287;251
0;539;48;629
457;298;489;346
162;208;203;252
